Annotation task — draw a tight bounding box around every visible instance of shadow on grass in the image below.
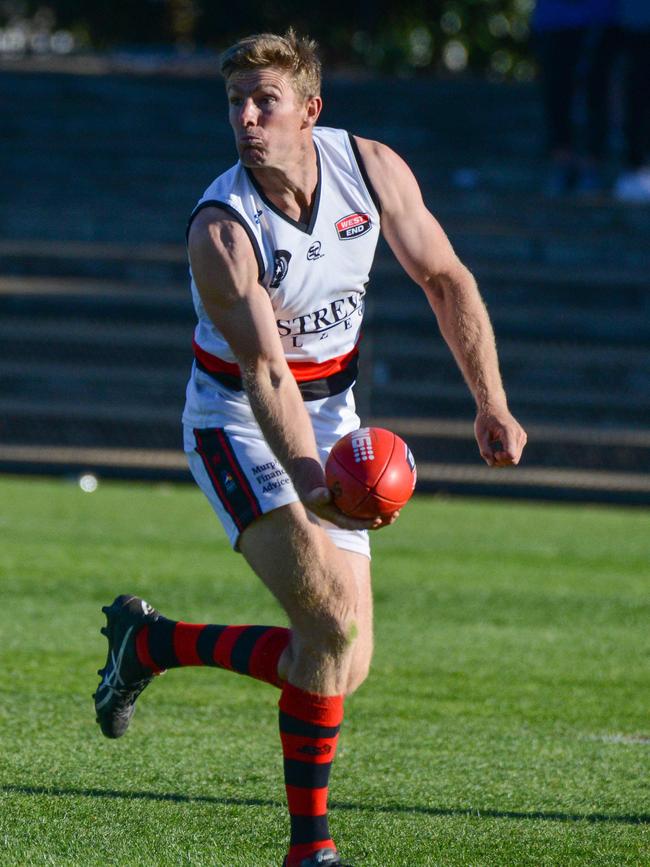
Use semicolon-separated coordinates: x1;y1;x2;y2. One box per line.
2;785;648;826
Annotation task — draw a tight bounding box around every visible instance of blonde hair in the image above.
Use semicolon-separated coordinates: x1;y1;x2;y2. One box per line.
220;29;321;101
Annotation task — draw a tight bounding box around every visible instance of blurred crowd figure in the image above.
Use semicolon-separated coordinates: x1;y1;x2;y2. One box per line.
616;0;650;201
532;0;650;201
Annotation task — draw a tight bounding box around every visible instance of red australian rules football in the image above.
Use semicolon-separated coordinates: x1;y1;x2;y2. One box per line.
325;427;417;519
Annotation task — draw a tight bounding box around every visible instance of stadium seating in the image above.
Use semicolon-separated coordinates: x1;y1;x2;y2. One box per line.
1;70;649;500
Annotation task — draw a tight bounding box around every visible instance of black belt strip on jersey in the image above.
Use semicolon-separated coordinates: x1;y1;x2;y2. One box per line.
196;354;358;402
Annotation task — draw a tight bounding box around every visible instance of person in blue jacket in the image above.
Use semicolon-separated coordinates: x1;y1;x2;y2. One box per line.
614;0;650;201
532;0;619;195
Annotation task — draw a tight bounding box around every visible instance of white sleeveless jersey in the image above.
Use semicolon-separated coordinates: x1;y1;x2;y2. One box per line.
188;126;381;382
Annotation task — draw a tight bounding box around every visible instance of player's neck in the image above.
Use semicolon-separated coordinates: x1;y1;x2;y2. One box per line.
249;140;318;225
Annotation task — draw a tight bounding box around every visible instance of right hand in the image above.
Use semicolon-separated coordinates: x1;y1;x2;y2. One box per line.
301;486;400;532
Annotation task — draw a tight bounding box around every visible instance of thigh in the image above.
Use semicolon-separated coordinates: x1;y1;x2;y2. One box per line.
240;504;374;694
239;506;373;655
238;502;356;626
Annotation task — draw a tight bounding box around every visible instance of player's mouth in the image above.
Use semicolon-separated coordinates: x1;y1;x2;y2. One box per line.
239;136;264;148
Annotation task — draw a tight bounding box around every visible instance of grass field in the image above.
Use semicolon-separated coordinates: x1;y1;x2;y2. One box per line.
0;475;648;866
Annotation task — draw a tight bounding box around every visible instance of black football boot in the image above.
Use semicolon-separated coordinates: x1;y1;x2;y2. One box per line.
93;594;164;738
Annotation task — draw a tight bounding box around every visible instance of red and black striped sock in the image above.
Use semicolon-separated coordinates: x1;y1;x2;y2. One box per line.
135;619;290;688
279;682;344;866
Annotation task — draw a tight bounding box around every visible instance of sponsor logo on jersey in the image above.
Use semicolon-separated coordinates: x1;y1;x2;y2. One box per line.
276;292;364;347
270;249;292;288
253;209;263;225
335;212;371;240
351;429;374;462
306;240;324;261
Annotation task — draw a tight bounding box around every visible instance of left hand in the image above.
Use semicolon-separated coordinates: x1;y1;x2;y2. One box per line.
474;407;527;468
302;486;400;531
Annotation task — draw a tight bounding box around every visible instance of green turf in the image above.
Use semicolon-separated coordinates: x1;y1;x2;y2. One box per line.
0;475;648;866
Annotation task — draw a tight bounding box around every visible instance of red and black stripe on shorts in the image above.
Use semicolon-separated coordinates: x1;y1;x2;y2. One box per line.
193;427;262;535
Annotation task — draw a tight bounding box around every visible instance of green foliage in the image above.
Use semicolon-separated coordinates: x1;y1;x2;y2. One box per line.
1;1;536;77
0;476;648;864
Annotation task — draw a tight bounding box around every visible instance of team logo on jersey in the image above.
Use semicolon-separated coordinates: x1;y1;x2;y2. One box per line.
306;240;324;261
270;249;292;288
335;212;371;240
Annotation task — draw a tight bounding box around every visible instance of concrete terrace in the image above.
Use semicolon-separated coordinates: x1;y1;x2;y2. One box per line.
1;68;649;502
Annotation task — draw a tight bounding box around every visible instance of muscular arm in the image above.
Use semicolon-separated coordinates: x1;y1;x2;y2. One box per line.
187;208;378;527
355;137;527;467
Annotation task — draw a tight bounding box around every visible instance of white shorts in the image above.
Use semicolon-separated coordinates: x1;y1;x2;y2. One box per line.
182;363;370;558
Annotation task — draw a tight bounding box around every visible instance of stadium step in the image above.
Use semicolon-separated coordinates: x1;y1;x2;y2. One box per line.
368;294;650;346
2;423;649;505
0;238;189;283
1;70;649;502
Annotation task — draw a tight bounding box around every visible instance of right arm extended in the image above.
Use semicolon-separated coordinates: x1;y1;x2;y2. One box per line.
187;207;379;530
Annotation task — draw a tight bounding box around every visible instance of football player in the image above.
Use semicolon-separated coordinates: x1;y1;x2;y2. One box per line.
94;30;526;867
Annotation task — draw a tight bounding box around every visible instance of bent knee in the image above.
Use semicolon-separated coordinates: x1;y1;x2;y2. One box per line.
284;562;360;656
296;610;359;660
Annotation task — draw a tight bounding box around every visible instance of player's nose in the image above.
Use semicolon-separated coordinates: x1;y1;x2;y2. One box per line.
238;98;257;127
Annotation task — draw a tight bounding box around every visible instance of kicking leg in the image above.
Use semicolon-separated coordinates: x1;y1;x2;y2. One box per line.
93;595;292;738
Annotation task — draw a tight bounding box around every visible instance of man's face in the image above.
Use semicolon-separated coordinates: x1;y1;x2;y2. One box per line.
226;67;318;168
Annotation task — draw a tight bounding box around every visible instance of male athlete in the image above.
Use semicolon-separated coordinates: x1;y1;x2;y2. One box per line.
94;30;527;867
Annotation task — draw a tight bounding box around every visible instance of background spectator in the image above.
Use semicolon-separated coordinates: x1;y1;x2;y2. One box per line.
532;0;619;196
614;0;650;202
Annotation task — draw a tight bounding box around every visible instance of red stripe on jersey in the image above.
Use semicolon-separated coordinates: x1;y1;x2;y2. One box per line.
173;622;205;666
193;337;359;384
213;624;249;669
193;338;240;377
287;345;359;382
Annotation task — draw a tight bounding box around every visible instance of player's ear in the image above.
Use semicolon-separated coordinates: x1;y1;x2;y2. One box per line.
303;95;322;128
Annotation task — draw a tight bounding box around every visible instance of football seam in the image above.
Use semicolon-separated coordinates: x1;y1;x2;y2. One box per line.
328;452;370;512
369;429;397;495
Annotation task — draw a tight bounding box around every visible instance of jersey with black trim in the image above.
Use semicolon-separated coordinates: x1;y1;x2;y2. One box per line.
188;126;381;369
